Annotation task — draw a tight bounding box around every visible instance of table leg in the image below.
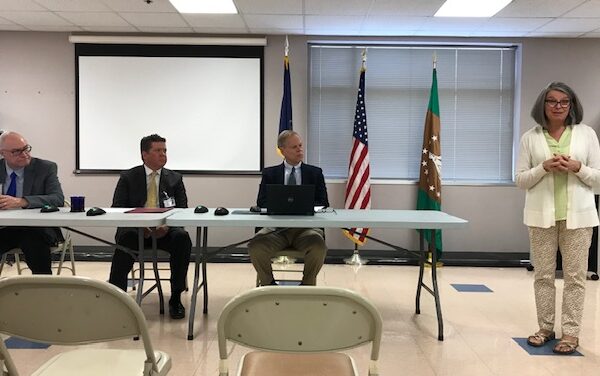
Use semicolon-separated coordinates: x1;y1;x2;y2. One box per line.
415;232;425;315
430;231;444;341
151;234;165;315
136;228;145;306
202;226;208;314
187;226;204;340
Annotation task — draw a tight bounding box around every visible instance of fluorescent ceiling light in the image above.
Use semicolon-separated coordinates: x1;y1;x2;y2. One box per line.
169;0;237;14
434;0;512;17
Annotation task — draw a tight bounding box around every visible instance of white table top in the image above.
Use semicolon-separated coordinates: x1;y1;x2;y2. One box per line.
0;207;174;227
166;208;468;229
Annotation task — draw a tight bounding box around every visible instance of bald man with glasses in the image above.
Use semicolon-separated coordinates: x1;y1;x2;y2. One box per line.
0;131;65;274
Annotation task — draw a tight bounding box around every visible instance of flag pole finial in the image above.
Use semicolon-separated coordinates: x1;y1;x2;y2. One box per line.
284;35;289;57
432;51;437;69
361;48;367;71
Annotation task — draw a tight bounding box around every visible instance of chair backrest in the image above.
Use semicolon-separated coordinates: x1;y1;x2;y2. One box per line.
0;276;160;372
0;338;18;376
218;286;382;359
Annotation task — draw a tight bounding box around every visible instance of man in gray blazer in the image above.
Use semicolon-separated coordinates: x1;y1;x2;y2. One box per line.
108;134;191;319
0;131;65;274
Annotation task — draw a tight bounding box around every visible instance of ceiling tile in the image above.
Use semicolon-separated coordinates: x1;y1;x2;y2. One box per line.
305;0;371;16
34;0;111;12
0;24;28;30
244;14;302;29
420;17;488;32
369;0;444;16
81;25;138;32
192;26;249;33
564;0;600;17
496;0;588;18
479;17;552;32
182;13;245;28
579;31;600;37
57;11;130;27
0;0;45;11
467;30;528;37
136;26;194;33
100;0;176;13
235;0;302;15
247;28;301;35
119;12;187;27
26;24;81;31
0;11;72;26
535;17;600;33
305;15;364;29
362;16;428;30
527;31;586;38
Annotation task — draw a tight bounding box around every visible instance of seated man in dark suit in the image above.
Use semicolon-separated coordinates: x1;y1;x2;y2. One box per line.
0;131;65;274
248;130;329;286
109;134;191;319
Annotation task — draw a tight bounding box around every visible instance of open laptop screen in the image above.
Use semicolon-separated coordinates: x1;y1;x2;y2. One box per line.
265;184;315;215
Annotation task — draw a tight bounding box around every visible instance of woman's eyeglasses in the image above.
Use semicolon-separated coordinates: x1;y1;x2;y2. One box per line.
545;99;570;108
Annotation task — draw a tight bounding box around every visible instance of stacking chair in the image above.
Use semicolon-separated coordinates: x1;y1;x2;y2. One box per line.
217;286;383;376
0;230;76;277
0;276;171;376
0;336;17;375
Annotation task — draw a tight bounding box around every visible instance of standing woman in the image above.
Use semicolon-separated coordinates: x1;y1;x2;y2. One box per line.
516;82;600;354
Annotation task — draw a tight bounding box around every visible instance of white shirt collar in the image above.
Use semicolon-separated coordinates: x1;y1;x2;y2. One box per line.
143;165;162;176
283;160;302;170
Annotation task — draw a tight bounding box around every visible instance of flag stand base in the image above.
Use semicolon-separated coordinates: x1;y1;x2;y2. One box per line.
424;252;443;268
344;245;367;265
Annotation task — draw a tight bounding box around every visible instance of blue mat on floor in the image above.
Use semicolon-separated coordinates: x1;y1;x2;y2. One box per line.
451;283;493;292
513;337;583;356
278;280;301;286
4;337;50;349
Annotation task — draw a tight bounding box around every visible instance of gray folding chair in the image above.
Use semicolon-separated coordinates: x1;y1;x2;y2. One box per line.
218;286;383;376
0;230;76;277
0;276;171;376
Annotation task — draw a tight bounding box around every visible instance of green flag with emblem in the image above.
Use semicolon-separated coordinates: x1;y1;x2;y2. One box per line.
417;66;443;256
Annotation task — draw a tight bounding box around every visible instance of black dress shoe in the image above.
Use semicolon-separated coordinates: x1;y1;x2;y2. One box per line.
169;301;185;320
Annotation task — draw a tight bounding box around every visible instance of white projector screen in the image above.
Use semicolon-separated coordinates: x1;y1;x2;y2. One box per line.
75;44;263;174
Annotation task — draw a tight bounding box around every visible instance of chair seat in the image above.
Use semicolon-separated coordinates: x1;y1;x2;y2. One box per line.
32;348;171;376
239;351;357;376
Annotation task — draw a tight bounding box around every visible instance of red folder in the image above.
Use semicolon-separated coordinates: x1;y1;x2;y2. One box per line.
125;207;174;213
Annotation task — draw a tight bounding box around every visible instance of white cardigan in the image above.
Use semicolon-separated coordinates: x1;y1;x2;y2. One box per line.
516;123;600;229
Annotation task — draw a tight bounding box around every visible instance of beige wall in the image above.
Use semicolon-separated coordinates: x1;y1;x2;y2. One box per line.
2;32;600;253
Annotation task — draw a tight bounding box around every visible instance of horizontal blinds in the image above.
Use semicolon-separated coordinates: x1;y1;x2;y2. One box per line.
308;44;517;183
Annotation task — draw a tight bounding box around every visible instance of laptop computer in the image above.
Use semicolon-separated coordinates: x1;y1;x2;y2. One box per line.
265;184;315;215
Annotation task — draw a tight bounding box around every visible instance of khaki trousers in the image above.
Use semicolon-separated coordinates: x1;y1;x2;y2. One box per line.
528;221;592;337
248;228;327;285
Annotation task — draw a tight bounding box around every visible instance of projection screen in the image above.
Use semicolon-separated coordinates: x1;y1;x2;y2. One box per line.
75;44;264;174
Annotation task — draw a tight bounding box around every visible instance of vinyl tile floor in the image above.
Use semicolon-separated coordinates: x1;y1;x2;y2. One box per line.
2;261;600;375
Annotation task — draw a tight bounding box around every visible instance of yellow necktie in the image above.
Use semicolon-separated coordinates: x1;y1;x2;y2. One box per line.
146;171;158;208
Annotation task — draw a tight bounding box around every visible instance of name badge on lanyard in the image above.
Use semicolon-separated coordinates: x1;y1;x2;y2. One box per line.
162;192;176;208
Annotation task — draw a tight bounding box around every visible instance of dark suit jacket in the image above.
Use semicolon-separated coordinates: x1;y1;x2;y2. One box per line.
0;157;65;243
112;165;188;239
256;163;329;208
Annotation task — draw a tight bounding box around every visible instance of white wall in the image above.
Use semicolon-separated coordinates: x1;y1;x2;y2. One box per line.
2;32;600;253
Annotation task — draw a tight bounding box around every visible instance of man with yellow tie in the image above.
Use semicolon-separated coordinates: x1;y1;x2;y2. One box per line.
109;134;191;319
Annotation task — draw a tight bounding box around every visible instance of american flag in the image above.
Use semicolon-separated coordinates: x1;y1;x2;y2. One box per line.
343;64;371;245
